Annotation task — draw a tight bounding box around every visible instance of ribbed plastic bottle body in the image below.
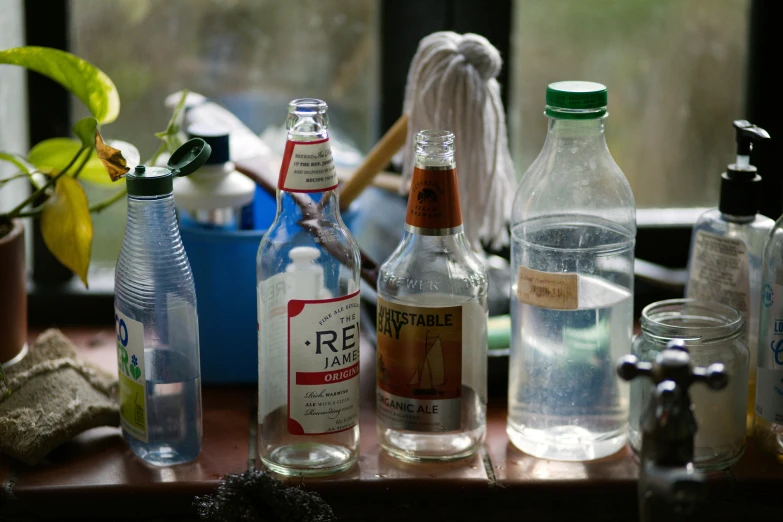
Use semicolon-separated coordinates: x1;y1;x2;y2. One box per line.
115;194;202;466
508;117;636;462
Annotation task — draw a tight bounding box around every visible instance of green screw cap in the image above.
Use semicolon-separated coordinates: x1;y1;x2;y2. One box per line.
125;138;212;197
545;81;608;119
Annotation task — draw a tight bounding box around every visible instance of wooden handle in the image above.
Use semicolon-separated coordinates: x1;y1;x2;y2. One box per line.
339;113;408;212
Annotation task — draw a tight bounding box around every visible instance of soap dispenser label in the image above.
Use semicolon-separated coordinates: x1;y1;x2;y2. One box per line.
278;138;338;193
115;309;148;443
286;291;360;435
756;282;783;424
687;231;750;329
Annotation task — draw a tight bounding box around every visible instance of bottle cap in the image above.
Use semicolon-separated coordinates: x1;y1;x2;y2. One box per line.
718;120;770;216
545;81;607;119
187;123;230;165
126;138;212;196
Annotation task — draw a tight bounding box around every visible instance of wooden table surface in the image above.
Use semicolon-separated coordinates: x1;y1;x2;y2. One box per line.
1;326;781;521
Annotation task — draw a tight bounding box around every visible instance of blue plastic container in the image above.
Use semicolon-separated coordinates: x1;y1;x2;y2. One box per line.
181;198;359;384
180;223;265;383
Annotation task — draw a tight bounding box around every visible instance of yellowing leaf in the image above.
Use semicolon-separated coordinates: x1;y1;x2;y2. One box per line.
0;46;119;123
95;132;130;181
41;176;93;287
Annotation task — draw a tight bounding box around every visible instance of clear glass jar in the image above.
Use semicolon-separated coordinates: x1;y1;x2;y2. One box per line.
630;299;748;471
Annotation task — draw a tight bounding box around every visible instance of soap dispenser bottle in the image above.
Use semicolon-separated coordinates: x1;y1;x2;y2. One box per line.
685;119;771;425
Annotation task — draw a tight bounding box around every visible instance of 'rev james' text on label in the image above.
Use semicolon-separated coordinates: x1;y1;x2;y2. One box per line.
287;291;360;435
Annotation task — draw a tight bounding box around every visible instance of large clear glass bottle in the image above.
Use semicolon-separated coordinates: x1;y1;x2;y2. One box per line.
257;99;361;476
376;130;488;462
114;139;211;466
754;216;783;462
508;82;636;461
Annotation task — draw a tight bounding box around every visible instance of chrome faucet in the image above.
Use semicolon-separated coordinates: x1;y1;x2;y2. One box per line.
617;339;728;522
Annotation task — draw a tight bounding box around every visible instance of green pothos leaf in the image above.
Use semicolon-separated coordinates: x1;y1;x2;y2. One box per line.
72;117;99;148
0;46;119;123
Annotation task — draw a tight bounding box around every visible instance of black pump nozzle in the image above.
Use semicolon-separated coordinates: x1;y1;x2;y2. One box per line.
733;120;770;158
719;120;771;217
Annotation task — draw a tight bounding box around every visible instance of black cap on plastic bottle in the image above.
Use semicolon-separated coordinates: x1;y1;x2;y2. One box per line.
187;123;230;165
718;120;770;217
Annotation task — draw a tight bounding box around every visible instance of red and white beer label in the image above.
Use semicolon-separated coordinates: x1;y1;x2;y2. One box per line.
278;138;338;193
287;291;360;435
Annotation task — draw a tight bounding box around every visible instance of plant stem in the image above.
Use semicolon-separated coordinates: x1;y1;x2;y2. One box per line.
89;187;127;213
0;173;30;185
71;147;94;180
15;205;47;218
2;146;88;220
148;142;167;167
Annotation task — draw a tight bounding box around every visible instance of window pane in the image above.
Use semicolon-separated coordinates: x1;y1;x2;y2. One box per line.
510;0;749;209
0;0;29;213
69;0;379;267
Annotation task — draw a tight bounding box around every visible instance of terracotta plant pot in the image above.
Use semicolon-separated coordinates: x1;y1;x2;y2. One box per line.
0;219;27;366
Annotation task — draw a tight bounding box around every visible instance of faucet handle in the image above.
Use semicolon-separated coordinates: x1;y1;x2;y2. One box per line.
617;354;653;382
617;339;729;395
692;363;729;391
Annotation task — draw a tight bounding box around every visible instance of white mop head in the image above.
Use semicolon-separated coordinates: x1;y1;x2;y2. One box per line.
401;31;516;250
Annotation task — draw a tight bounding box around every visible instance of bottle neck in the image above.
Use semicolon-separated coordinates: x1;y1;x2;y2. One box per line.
276;188;342;225
276;134;338;194
128;192;174;207
545;117;607;145
404;164;464;237
718;211;756;224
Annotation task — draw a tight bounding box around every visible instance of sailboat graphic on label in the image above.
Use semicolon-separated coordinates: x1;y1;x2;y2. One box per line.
409;331;445;395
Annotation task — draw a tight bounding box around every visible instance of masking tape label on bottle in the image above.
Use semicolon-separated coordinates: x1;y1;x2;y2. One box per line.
278;138;338;193
115;309;148;442
517;266;579;310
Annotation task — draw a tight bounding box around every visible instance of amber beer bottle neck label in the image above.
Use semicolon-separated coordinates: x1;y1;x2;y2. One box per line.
405;167;463;235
